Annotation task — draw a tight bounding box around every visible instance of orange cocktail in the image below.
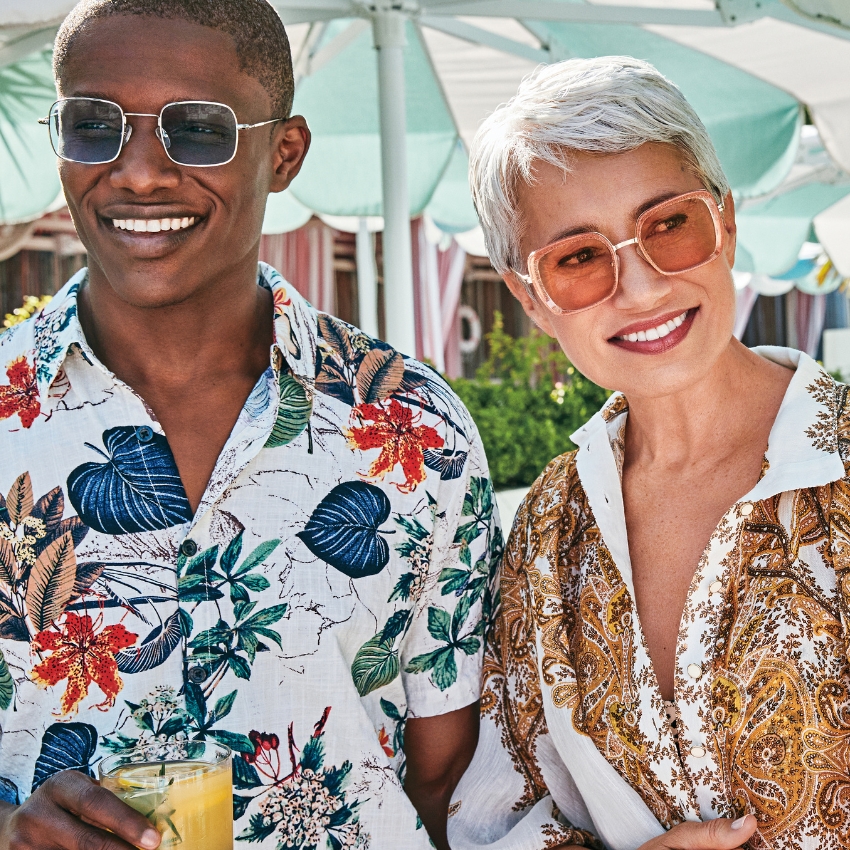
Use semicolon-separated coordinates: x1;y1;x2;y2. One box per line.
99;742;233;850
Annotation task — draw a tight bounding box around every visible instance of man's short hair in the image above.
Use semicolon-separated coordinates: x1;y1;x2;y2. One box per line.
469;56;731;276
54;0;294;119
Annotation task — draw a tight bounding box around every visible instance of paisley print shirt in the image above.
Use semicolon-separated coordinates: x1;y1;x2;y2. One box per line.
449;348;850;850
0;264;501;850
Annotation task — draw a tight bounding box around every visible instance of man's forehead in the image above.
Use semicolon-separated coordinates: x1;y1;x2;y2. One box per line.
58;15;267;110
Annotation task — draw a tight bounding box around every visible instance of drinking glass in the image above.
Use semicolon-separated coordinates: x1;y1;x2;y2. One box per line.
99;741;233;850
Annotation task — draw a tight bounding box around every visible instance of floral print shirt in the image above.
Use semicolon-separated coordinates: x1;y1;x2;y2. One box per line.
449;348;850;850
0;263;501;850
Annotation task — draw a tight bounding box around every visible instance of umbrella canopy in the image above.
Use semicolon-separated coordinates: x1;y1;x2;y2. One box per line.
2;0;849;354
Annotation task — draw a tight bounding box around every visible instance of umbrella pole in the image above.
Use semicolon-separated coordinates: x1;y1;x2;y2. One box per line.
373;10;417;356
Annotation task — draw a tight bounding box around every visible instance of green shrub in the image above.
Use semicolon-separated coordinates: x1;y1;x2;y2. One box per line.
448;314;609;490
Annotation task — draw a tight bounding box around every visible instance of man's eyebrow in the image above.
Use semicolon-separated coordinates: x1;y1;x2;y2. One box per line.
544;191;688;243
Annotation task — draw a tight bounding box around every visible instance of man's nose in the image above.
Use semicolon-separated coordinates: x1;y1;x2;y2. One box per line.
108;117;181;194
612;240;674;309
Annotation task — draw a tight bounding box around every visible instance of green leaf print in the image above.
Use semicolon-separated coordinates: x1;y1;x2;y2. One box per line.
265;374;311;448
0;648;13;710
351;634;399;697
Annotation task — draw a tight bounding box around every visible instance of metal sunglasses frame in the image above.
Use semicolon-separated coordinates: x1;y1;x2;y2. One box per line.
39;96;285;167
513;189;726;316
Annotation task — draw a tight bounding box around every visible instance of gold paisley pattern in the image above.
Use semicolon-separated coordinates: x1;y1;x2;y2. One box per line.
465;352;850;850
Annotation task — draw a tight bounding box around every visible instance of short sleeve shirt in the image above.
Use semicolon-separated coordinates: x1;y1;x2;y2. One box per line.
449;347;850;850
0;263;502;849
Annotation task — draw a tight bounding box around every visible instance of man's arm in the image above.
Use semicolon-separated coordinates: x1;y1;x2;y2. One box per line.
404;702;480;850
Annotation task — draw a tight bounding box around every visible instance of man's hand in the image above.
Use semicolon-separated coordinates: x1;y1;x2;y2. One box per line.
561;815;758;850
0;770;161;850
404;702;480;850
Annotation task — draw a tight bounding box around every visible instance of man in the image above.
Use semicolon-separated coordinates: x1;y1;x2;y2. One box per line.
0;3;500;849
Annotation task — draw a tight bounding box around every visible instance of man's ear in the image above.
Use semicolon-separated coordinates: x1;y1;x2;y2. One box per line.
502;270;556;337
721;190;737;268
269;116;311;193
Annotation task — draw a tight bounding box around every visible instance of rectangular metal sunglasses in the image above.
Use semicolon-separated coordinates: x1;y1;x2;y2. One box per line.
39;97;284;167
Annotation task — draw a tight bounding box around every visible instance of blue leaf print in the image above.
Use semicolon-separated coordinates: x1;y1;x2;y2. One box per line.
423;448;468;481
115;611;182;674
0;777;19;804
31;723;97;791
67;427;192;535
297;482;391;578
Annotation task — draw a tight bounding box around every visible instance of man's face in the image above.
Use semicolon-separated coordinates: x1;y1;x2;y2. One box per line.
57;15;301;308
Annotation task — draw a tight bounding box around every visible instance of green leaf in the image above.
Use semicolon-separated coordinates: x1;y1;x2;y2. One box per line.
232;758;262;790
300;736;325;773
252;626;283;648
237;629;259;663
184;546;219;577
438;567;470;596
380;609;412;645
389;572;416;602
234;600;257;622
227;654;252;680
0;648;13;710
233;793;252;820
395;515;430;542
457;636;481;656
185;682;206;728
426;607;451;644
351;634;400;697
451;594;473;641
220;533;243;576
234;540;281;577
208;729;253;754
212;690;237;722
405;645;458;690
243;604;288;628
240;574;270;592
266;374;311;447
380;697;402;722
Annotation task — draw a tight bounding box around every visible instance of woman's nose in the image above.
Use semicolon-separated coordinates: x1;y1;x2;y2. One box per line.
613;241;675;309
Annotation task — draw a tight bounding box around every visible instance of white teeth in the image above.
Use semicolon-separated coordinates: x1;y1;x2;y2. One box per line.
112;216;197;233
618;310;689;343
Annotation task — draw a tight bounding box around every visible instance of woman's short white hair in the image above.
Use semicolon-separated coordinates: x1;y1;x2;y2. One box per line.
469;55;730;275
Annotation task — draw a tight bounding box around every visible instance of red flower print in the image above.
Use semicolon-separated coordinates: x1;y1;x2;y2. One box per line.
31;612;137;715
273;287;292;317
377;726;394;758
244;730;282;778
0;356;40;429
346;400;443;494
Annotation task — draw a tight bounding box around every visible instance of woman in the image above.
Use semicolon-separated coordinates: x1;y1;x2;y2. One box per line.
448;57;850;850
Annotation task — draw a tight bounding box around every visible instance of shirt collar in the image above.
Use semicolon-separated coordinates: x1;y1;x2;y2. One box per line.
34;262;318;401
571;346;846;502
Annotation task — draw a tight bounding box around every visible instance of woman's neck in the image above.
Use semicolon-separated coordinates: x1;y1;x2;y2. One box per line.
623;339;794;473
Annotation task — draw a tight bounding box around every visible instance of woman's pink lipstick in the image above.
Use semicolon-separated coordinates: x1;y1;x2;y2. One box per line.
609;308;697;354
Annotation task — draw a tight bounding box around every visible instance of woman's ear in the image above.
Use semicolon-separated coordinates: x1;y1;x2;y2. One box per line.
721;190;737;268
502;271;557;337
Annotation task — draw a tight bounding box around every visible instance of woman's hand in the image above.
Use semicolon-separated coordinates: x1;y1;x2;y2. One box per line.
561;815;758;850
0;770;161;850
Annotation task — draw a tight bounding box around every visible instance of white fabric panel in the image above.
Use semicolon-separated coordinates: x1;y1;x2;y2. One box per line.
649;17;850;173
814;193;850;278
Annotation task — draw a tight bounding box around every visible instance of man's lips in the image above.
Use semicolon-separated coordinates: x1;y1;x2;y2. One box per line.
98;210;205;240
608;308;697;355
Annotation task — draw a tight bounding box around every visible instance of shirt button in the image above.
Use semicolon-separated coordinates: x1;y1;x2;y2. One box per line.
740;502;754;516
687;663;703;679
690;746;707;758
180;538;198;557
709;580;723;594
135;425;154;443
187;666;209;684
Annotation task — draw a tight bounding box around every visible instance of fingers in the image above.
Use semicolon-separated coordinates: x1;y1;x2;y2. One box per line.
8;803;148;850
33;772;160;850
654;816;757;850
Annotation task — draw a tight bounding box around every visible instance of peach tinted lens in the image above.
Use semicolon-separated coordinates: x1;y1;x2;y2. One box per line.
534;234;616;312
639;196;718;272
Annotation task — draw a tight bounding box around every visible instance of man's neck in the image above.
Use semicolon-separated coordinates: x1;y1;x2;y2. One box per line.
77;260;275;394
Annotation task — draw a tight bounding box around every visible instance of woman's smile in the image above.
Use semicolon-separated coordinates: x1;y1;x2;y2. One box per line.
609;307;698;354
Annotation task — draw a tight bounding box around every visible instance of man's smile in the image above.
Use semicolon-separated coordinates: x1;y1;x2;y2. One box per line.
111;216;198;233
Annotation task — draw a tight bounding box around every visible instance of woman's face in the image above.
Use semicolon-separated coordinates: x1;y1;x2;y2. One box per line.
508;143;738;398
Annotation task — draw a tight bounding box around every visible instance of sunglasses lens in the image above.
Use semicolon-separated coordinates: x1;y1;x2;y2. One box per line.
533;234;617;313
639;196;719;273
51;99;124;164
160;102;237;166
